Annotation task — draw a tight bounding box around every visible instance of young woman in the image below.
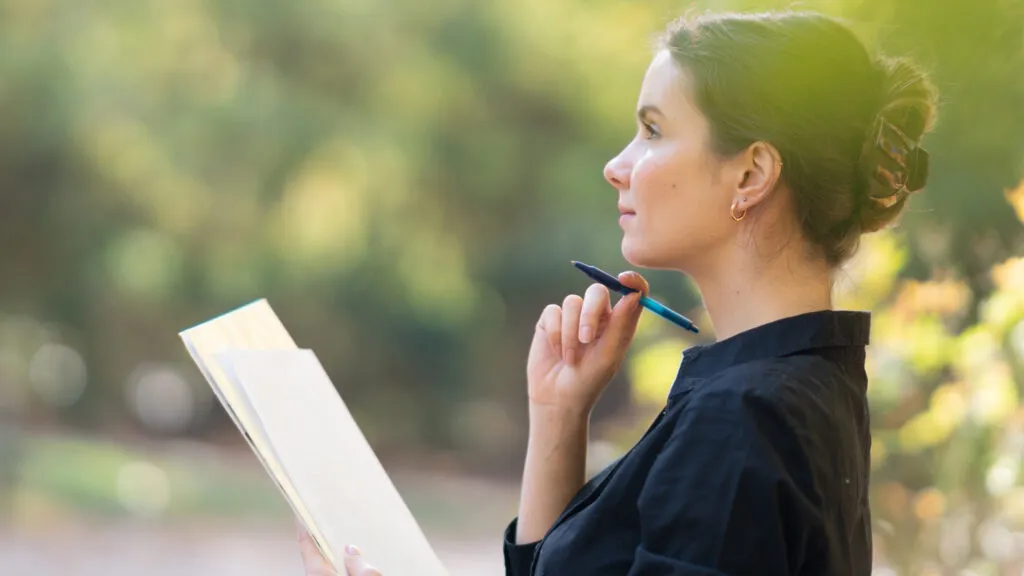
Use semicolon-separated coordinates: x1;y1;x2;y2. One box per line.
301;9;937;576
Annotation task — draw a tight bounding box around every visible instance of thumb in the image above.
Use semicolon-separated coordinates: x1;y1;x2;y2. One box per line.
344;545;382;576
617;270;650;296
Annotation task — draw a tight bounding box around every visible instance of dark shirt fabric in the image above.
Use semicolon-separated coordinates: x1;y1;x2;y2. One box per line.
503;310;873;576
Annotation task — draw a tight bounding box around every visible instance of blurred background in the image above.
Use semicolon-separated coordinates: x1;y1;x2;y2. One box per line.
0;0;1022;573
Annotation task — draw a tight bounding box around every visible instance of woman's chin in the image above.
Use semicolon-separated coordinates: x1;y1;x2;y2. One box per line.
621;237;684;270
621;237;657;268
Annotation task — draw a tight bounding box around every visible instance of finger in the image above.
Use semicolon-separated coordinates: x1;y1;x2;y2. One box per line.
561;294;583;365
296;520;337;575
594;291;643;359
617;271;650;296
534;304;562;357
579;283;611;345
344;546;382;576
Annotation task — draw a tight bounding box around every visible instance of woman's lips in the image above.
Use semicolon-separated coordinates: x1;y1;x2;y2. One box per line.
618;203;635;226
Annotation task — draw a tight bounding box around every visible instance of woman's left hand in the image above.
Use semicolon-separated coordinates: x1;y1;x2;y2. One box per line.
298;521;382;576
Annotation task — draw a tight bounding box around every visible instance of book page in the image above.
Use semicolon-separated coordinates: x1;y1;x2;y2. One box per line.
216;348;448;576
178;299;330;564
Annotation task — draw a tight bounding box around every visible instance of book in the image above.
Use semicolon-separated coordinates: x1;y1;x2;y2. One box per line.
179;299;448;575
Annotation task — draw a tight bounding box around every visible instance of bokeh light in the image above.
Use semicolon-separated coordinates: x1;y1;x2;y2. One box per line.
115;460;170;518
28;344;87;409
126;364;199;435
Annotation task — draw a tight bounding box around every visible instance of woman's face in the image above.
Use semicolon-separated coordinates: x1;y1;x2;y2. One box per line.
604;50;738;272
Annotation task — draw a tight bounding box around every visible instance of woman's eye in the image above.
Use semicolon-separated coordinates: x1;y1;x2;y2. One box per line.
641;121;659;140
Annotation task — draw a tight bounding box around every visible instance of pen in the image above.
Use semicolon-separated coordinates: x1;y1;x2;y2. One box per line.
571;261;700;334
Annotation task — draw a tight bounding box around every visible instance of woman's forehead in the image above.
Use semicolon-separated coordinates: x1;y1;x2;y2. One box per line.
637;51;700;123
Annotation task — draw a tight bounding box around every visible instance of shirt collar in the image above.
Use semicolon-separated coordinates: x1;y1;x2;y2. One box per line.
669;309;871;397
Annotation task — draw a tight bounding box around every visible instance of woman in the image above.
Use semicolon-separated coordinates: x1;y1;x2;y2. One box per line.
302;9;937;575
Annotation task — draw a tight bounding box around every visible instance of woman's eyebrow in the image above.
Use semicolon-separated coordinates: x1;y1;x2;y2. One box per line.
637;105;664;121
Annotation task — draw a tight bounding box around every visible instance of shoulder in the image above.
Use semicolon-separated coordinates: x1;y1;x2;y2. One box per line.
684;354;854;422
668;354;861;465
669;354;866;489
669;370;785;450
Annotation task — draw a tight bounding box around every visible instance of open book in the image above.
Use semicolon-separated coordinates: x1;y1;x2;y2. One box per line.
179;299;448;576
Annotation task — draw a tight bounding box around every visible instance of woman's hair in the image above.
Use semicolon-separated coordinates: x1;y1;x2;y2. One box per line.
659;11;939;265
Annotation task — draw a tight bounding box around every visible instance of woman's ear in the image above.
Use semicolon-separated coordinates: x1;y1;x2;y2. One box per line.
731;142;784;211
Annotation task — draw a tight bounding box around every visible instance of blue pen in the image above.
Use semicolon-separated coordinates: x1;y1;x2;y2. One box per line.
571;261;700;334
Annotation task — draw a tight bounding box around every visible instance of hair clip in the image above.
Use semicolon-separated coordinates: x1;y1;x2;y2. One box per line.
867;117;926;208
877;119;914;169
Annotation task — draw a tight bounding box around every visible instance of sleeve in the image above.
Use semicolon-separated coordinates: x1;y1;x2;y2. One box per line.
627;386;819;576
502;517;538;576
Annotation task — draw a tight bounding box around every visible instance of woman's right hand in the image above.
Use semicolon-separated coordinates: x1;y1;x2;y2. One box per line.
526;271;649;417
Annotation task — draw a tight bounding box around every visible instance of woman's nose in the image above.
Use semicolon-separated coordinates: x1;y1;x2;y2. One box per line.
603;151;632;191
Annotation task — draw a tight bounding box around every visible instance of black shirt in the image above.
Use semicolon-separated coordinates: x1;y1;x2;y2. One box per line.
503;310;873;576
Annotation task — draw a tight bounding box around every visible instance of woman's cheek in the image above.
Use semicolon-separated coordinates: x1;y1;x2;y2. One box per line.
630;151;662;191
631;150;679;206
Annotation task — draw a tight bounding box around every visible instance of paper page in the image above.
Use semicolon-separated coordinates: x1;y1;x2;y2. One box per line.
177;299;329;563
215;348;448;576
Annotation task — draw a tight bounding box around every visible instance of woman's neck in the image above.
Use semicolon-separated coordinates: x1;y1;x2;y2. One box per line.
688;243;834;341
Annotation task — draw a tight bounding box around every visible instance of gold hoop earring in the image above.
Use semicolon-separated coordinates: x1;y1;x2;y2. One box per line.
731;202;747;222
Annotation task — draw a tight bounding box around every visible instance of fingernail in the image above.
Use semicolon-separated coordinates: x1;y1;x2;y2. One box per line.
565;348;576;365
580;326;593;344
346;544;360;556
